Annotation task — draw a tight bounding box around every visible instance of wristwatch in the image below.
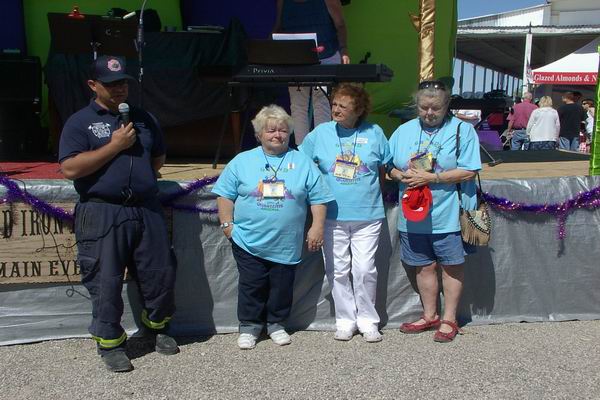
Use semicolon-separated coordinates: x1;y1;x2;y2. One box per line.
220;221;234;229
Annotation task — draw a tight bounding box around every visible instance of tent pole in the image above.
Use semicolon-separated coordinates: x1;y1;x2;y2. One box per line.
522;25;533;96
459;59;465;95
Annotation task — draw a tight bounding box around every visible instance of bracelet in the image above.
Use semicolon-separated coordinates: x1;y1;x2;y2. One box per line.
220;221;234;229
434;173;441;184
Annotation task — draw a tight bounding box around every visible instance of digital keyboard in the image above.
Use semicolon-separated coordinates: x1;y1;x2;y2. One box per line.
229;63;393;86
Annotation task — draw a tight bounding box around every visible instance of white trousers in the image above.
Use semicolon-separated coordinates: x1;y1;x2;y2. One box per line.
288;52;341;145
322;219;382;333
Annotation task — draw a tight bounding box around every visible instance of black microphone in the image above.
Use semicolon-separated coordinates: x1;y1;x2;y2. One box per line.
118;103;130;126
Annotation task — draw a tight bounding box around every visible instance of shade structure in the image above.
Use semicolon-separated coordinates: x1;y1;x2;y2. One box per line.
533;36;599;86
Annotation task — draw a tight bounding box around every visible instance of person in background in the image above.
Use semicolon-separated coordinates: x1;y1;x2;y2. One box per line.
582;98;595;148
454;109;481;127
212;105;334;350
508;92;537;150
273;0;350;145
59;55;178;373
557;91;587;151
300;83;391;343
526;96;560;151
387;80;481;343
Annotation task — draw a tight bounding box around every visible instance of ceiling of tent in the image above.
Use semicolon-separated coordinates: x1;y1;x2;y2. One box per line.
456;28;600;77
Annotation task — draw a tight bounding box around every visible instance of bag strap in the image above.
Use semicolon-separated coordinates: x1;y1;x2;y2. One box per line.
454;122;483;209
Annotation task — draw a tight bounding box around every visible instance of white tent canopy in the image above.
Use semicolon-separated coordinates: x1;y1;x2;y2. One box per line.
532;36;599;85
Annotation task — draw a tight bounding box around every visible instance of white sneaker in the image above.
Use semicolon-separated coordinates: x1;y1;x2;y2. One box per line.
363;331;383;343
269;329;291;346
334;330;354;341
237;333;257;350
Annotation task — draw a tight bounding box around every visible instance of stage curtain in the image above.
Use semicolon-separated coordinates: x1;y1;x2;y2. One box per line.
0;0;27;53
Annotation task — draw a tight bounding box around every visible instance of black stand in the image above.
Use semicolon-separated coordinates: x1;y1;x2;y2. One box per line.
48;13;137;60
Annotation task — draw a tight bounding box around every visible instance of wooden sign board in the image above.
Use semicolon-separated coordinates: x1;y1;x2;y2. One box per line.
0;202;77;284
0;202;173;284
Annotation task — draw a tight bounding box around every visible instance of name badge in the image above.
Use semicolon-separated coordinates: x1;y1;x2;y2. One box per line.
262;179;285;198
411;152;434;172
333;159;358;180
356;137;369;144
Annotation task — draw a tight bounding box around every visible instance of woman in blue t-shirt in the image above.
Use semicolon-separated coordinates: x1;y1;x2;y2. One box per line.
212;105;334;350
300;84;391;342
388;80;481;343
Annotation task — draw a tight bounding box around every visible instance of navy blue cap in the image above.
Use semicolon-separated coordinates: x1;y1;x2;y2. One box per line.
91;55;134;83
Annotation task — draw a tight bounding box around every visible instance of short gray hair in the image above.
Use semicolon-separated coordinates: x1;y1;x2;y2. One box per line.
414;87;451;108
251;105;294;140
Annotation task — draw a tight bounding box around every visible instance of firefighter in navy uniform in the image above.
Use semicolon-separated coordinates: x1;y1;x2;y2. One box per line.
58;55;178;372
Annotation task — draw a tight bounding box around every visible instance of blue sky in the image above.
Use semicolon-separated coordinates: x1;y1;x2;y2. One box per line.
458;0;546;20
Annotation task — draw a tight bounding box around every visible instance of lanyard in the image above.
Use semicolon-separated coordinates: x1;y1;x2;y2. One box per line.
262;150;288;180
336;124;359;160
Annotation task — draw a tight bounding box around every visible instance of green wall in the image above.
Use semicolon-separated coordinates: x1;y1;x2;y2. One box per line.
23;0;182;125
344;0;457;134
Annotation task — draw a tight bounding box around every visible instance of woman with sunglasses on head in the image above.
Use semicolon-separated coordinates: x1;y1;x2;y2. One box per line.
387;80;482;342
300;83;391;342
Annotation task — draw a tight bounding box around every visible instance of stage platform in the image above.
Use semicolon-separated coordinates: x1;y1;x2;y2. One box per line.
1;150;599;345
0;150;591;181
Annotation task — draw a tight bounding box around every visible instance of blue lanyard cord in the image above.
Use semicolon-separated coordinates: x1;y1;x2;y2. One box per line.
262;150;288;180
336;124;359;161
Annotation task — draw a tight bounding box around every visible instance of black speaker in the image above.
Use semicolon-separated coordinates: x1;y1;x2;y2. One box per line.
0;55;41;103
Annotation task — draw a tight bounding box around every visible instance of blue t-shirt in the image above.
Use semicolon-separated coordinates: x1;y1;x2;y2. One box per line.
300;121;391;221
211;147;334;265
58;100;165;202
388;117;482;234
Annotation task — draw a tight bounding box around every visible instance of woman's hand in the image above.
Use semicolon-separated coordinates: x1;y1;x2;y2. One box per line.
307;204;326;252
400;168;435;188
306;225;324;252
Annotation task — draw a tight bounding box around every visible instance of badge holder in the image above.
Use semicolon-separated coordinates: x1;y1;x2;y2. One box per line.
262;179;286;198
333;159;358;180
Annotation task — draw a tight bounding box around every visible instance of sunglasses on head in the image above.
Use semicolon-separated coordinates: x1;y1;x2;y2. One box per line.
418;80;446;90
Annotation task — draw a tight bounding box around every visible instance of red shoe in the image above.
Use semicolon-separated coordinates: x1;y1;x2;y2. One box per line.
433;320;462;343
399;315;441;334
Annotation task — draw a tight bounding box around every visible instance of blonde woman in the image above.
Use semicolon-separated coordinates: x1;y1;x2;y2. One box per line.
526;96;560;151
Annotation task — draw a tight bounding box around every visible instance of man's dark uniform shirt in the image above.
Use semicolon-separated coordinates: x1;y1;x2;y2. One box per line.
59;100;165;203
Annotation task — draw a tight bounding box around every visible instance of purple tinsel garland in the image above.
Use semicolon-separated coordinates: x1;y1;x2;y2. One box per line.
3;173;600;239
383;186;600;240
0;175;219;221
0;175;74;222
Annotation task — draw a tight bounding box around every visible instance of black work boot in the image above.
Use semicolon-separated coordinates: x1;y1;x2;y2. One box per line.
154;333;179;355
101;349;133;372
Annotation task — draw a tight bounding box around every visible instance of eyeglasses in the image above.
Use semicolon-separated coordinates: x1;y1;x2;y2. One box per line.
418;80;446;90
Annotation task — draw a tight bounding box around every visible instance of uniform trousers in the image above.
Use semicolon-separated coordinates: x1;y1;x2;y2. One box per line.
288;52;341;145
75;198;176;350
231;241;296;337
322;219;382;333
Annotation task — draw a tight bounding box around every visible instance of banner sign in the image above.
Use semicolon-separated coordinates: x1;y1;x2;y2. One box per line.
533;72;597;85
0;202;78;284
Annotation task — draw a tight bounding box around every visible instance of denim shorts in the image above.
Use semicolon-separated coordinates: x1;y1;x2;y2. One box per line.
400;231;475;267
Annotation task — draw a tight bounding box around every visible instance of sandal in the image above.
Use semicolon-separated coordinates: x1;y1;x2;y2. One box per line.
433;320;462;343
399;315;441;334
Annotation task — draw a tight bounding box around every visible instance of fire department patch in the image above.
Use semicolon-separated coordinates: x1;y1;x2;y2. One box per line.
88;122;112;138
107;58;121;72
